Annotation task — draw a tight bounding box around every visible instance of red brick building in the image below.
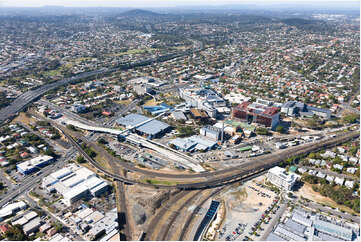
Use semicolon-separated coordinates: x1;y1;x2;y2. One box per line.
232;101;280;129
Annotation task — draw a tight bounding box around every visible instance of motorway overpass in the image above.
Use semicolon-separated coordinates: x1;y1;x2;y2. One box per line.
60;117;205;172
57;116;359;190
0;69;107;123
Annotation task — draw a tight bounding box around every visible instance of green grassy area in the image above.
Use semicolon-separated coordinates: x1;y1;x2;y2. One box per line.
43;63;74;77
143;178;178;186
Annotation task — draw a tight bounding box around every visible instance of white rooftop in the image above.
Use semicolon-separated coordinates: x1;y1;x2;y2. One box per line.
269;166;299;184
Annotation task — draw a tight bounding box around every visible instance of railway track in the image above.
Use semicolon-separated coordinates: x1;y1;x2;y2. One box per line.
116;180;132;241
159;190;206;241
112;164;132;240
178;187;225;241
39;111;359;190
144;190;190;240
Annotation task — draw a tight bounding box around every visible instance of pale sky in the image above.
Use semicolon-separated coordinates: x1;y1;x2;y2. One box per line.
1;0;359;8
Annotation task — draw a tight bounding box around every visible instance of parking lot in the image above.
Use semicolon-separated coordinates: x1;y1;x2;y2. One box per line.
108;140;137;157
217;176;279;241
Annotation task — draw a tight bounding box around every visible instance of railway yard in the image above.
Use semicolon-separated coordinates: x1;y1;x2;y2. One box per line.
0;88;359;241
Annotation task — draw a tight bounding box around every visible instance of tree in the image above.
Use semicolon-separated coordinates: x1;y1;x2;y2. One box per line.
177;126;196;137
44;149;55;157
349;145;358;156
308;153;317;159
85;148;96;158
76;155;86;164
97;138;108;145
302;174;318;184
52;222;63;233
343;114;359;124
352;199;360;213
256;127;269;136
66;124;77;131
276;125;285;133
5;225;27;241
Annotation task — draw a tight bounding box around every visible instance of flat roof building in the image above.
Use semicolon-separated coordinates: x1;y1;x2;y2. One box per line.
180;88;226;118
172;111;187;121
17;155;54;175
267;166;300;191
143;103;173;115
42;164;109;206
200;125;223;141
274;224;306;241
266;232;287;241
232;100;280;129
116;113;170;139
169;135;217;152
314;218;353;240
23;217;42;236
0;201;27;221
281;101;331;119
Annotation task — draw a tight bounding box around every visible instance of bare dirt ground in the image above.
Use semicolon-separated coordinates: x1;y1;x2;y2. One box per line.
12;112;37;125
108;233;120;241
126;184;164;236
144;99;159;106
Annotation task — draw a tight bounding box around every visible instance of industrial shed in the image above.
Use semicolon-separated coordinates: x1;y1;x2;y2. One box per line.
116;113;171;139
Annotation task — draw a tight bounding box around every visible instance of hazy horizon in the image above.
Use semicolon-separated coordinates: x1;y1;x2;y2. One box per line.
1;0;360;8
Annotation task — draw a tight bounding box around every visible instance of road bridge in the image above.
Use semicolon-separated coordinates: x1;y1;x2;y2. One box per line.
61;116;205;172
57;117;359;190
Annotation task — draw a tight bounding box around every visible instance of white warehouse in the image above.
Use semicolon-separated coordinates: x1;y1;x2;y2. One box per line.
267;166;300;191
42;164;110;206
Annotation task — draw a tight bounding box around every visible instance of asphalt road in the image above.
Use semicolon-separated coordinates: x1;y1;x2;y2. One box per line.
38;100;99;126
306;201;360;224
22;192;84;241
340;103;360;114
301;165;358;181
259;203;287;240
0;169;14;190
0;39;205;125
38;100;360;180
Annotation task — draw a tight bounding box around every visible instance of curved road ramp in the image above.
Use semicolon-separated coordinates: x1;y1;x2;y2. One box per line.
61;118;205;172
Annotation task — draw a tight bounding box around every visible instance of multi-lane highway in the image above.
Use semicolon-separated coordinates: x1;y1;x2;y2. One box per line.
0;69;108;123
0;39;204;125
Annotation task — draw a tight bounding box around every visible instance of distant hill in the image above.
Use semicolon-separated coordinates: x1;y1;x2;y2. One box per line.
280;18;332;33
121;9;162;17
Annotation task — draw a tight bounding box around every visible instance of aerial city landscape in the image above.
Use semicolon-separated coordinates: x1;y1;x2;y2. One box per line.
0;0;359;241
